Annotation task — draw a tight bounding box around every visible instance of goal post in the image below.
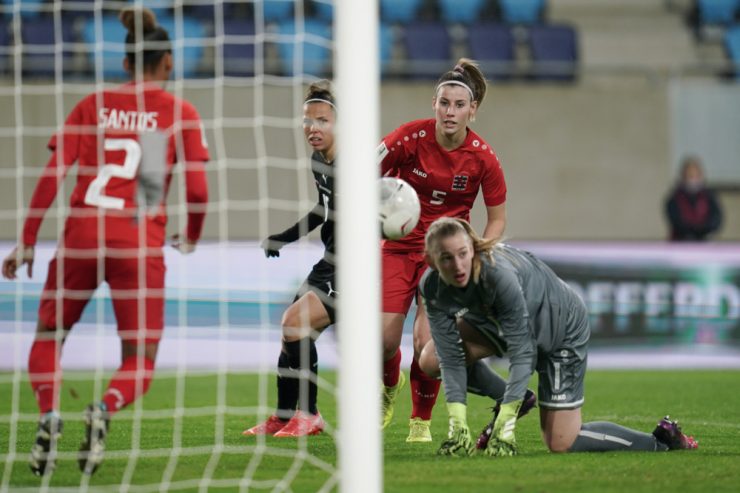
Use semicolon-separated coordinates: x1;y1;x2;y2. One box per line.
335;0;382;492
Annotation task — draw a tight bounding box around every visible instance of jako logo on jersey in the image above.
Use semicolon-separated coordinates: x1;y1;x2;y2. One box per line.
455;307;469;318
452;175;469;191
99;108;159;131
412;168;427;178
551;394;567;401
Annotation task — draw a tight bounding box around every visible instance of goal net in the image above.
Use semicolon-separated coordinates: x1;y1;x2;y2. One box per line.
0;1;379;491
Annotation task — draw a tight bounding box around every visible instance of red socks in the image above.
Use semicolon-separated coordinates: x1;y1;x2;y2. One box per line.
28;338;61;415
409;358;440;421
383;349;402;387
102;355;155;415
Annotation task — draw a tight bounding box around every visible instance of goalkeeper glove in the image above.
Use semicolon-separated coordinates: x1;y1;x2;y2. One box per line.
485;399;522;457
437;403;473;457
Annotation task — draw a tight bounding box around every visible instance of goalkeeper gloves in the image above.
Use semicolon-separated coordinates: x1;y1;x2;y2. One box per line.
437;403;473;457
485;399;522;457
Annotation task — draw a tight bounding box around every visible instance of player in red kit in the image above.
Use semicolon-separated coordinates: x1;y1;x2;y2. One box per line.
1;8;208;476
378;59;508;442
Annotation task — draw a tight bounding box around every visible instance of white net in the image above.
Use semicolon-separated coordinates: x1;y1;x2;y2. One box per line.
0;1;371;491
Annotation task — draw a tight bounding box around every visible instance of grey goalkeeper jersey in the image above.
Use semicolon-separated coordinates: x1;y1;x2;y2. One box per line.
419;244;588;406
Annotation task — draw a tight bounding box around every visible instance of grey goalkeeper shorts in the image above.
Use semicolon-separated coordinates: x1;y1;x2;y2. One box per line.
537;296;590;410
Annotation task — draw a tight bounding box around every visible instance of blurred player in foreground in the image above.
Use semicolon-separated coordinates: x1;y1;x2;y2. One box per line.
419;217;698;456
242;80;337;438
378;59;508;442
2;7;209;475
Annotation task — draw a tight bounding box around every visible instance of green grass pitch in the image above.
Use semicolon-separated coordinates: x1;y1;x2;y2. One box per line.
1;369;739;492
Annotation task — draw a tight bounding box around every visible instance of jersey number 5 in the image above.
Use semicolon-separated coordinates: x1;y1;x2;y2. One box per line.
84;138;141;210
430;190;447;205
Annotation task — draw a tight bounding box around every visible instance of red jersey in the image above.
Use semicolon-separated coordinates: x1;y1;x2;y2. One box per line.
379;119;506;253
22;82;209;249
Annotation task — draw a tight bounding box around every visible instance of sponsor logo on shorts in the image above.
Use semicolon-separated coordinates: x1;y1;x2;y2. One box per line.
551;394;567;401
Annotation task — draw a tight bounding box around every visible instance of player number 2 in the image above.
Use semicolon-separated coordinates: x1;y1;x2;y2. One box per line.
84;138;142;210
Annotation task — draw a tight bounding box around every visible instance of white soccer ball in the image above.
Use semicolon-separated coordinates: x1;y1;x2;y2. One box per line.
379;177;420;240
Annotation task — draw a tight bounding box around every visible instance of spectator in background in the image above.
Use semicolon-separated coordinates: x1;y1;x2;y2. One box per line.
665;155;723;241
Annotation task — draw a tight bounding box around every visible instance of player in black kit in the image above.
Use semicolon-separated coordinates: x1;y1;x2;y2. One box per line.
243;81;336;438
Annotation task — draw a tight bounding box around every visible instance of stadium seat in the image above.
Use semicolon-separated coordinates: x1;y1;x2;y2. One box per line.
438;0;487;25
380;22;394;74
20;16;77;78
261;0;294;24
82;15;206;80
725;25;740;80
310;0;334;23
402;22;451;78
1;0;46;18
467;23;516;80
222;18;256;77
157;16;207;78
499;0;546;25
380;0;423;25
0;20;10;75
527;23;578;81
60;0;95;20
275;18;333;77
697;0;740;24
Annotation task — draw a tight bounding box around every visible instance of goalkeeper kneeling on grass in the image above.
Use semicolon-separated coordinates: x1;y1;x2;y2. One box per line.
418;217;698;457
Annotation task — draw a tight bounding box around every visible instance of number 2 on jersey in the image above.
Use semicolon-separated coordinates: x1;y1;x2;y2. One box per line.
84;138;141;210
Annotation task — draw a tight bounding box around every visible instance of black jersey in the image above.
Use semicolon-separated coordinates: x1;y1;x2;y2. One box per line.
310;151;336;258
268;151;335;261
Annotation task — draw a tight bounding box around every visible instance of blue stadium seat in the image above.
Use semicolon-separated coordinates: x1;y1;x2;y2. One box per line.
499;0;545;25
380;22;394;73
60;0;95;20
1;0;46;18
310;0;334;23
276;18;333;77
158;16;206;78
188;2;237;22
438;0;487;25
262;0;294;24
0;20;10;74
402;22;451;78
467;23;516;80
21;17;77;77
82;15;206;80
527;23;578;81
222;18;256;76
697;0;740;24
725;25;740;80
380;0;423;25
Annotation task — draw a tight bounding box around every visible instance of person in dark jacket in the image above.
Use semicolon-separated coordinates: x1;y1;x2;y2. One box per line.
665;156;722;241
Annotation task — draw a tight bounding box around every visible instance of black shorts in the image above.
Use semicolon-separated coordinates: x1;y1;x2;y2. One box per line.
294;258;336;324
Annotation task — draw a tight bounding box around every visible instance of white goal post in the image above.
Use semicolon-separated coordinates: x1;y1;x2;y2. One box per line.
335;1;382;493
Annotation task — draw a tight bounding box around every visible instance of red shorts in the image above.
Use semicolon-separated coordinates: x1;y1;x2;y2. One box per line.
382;249;429;314
38;249;166;343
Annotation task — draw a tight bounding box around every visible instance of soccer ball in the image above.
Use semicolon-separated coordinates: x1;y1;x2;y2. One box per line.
379;177;420;240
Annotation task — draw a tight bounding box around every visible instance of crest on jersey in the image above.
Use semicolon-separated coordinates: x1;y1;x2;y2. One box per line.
451;175;469;191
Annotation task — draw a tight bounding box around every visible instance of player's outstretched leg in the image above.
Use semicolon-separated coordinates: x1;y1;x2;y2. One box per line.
652;416;698;450
476;389;537;450
382;371;406;429
567;416;698;452
78;402;110;475
29;411;63;476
